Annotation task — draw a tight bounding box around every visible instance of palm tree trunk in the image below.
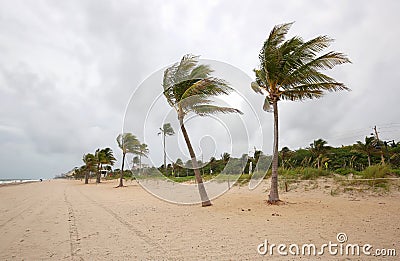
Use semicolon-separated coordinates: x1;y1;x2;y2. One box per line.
180;118;212;207
118;152;126;187
380;151;385;165
139;154;142;174
163;133;167;175
367;154;371;167
84;171;89;184
269;100;280;203
96;163;101;183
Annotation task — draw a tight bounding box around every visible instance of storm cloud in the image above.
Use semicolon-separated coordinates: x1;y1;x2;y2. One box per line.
1;0;399;179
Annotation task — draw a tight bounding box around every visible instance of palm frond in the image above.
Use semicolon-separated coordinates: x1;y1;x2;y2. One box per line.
189;64;212;79
263;96;272;111
251;81;264;94
294;35;333;59
178;96;212;115
191;104;243;116
280;89;324;101
181;77;232;100
253;69;270;92
260;22;294;76
163;54;243;120
173;54;200;85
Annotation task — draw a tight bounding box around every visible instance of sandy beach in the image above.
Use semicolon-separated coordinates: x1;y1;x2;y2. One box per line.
0;179;399;260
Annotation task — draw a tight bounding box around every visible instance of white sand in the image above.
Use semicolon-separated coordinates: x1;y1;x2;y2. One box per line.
0;179;399;260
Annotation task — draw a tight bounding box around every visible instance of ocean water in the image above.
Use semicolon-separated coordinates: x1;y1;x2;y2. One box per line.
0;179;42;185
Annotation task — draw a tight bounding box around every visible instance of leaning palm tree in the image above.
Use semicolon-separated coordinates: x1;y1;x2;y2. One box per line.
163;54;242;207
94;149;105;183
82;153;96;184
101;147;116;177
353;136;376;167
95;148;116;183
116;133;140;187
136;143;149;173
158;123;175;174
251;22;351;203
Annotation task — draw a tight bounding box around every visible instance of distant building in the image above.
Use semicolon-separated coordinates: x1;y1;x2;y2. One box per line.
100;165;112;178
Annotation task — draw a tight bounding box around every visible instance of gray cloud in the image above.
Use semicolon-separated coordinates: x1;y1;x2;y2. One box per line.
1;0;399;179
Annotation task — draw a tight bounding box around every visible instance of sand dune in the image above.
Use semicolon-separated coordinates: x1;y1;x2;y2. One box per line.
0;179;399;260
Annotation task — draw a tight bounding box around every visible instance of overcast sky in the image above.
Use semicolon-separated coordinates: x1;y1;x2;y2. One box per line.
1;0;399;179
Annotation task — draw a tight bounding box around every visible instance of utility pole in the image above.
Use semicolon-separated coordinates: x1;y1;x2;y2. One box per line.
373;126;385;165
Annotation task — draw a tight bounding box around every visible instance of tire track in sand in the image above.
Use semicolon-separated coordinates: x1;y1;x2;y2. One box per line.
64;189;83;261
76;187;167;257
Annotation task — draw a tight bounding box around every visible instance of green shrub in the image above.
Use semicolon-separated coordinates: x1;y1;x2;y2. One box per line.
298;167;330;180
390;169;400;177
359;165;391;179
334;168;360;176
279;168;298;178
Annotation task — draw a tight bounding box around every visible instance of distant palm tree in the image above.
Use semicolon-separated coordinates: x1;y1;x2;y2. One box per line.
83;153;96;184
221;152;231;163
251;22;351;203
137;143;149;173
95;149;103;183
132;156;140;170
280;147;291;169
163;54;242;207
116;133;140;187
309;139;329;169
173;158;184;177
95;148;116;183
158;123;175;174
353;136;376;167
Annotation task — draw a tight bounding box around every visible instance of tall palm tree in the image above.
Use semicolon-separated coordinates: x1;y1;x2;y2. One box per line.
136;143;149;173
309;139;329;169
353;136;376;167
251;22;351;203
158;123;175;174
116;133;140;187
82;153;96;184
163;54;242;207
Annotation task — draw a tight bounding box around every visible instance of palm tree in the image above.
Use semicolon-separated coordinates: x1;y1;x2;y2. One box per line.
221;152;231;163
136;143;149;173
158;123;175;175
163;54;242;207
280;147;291;169
353;136;376;167
82;153;96;184
251;22;351;203
132;156;140;170
95;149;103;183
174;158;184;177
116;133;140;187
101;147;116;177
309;139;329;169
95;148;116;183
